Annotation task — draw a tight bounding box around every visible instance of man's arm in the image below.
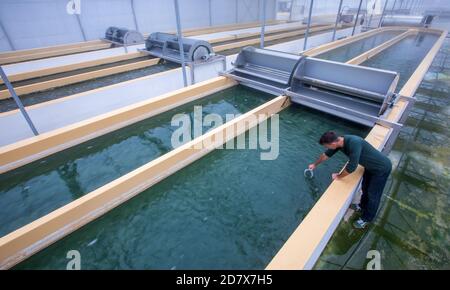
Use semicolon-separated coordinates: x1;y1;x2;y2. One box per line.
309;153;329;170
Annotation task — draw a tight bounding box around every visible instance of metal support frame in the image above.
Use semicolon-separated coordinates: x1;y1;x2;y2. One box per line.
188;55;227;85
101;38;135;53
391;0;397;14
394;94;417;124
130;0;139;31
378;0;389;28
380;127;397;153
75;14;87;41
173;0;188;87
332;0;344;41
368;0;377;28
260;0;266;48
409;0;415;12
351;0;363;36
289;0;295;22
411;0;419;12
208;0;213;27
235;0;239;23
303;0;314;51
0;66;39;136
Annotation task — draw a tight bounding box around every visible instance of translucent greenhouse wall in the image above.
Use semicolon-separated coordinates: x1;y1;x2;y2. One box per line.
0;0;277;51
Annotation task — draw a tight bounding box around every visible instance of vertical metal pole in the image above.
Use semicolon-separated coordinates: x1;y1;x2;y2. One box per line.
391;0;397;14
189;63;195;84
289;0;295;22
260;0;266;48
418;0;424;12
130;0;139;31
411;0;419;13
418;0;423;12
368;0;376;28
173;0;188;87
332;0;343;41
378;0;389;27
208;0;213;27
351;0;363;36
303;0;313;51
0;67;39;135
75;15;87;41
235;0;239;23
409;0;416;12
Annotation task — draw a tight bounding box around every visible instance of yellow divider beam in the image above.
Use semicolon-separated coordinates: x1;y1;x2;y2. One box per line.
0;51;145;85
0;40;110;65
0;58;160;99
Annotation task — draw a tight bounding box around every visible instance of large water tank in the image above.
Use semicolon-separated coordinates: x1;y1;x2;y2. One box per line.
381;15;434;27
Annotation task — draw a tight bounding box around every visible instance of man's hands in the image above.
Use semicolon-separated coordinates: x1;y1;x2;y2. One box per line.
309;154;329;172
332;169;350;180
332;173;340;180
310;165;341;180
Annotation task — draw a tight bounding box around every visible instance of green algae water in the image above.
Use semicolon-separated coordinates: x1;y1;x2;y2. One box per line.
361;33;439;89
15;105;368;269
0;85;272;237
315;33;449;269
316;30;404;63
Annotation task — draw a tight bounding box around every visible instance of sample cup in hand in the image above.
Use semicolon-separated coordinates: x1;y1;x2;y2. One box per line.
304;168;314;179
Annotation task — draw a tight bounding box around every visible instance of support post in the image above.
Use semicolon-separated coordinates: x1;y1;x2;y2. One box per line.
208;0;213;27
368;0;377;28
289;0;295;22
378;0;389;28
173;0;188;87
332;0;343;41
303;0;314;51
351;0;363;36
75;15;87;41
130;0;139;31
391;0;397;14
260;0;267;48
0;66;39;136
235;0;239;23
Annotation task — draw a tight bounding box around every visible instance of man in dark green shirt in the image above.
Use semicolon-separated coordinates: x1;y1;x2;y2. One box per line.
309;131;392;229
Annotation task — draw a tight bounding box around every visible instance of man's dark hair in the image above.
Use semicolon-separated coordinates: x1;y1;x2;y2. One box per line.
319;131;339;145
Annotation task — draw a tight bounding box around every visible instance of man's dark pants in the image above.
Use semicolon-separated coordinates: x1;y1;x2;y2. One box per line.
360;168;391;222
